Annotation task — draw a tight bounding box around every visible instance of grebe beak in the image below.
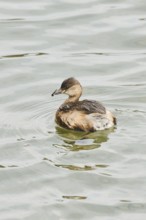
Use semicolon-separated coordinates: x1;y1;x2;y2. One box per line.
51;88;63;96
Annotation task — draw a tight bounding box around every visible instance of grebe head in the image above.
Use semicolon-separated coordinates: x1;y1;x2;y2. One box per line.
52;77;82;101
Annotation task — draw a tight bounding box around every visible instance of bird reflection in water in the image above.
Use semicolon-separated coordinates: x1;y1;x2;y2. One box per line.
55;126;115;151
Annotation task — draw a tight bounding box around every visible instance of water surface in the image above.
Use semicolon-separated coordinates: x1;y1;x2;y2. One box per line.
0;0;146;219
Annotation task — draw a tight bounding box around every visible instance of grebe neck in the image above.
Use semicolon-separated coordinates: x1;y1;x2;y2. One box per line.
64;84;82;103
65;95;80;103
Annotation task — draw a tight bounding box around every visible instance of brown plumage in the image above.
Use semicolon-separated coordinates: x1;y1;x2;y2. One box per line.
52;77;116;132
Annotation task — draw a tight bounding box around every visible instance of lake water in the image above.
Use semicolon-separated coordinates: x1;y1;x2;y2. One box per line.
0;0;146;219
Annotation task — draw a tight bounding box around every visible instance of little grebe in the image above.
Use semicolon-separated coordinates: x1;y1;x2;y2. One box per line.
52;77;116;132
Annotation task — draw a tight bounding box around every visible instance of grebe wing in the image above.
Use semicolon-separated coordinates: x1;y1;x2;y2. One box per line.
59;99;106;114
77;100;106;114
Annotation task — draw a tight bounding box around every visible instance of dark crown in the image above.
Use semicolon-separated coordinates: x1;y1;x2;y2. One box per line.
61;77;80;90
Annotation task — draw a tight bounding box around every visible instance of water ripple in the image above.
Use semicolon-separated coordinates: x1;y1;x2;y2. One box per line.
0;52;48;60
